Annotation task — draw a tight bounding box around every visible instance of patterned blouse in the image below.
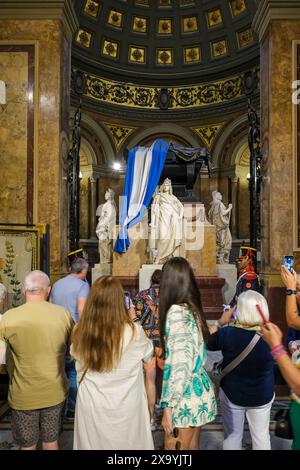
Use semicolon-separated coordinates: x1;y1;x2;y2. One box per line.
160;304;217;427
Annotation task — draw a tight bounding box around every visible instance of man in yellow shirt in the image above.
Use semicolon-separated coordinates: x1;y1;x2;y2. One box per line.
0;270;73;450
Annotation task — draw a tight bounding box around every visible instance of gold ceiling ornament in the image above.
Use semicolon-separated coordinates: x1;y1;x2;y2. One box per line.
182;16;199;33
83;70;248;109
129;46;146;64
132;16;148;33
107;9;123;29
184;46;201;64
157;48;173;65
211;38;228;58
102;39;119;59
83;0;100;18
192;124;225;150
229;0;247;17
103;123;136;151
237;26;254;49
75;29;92;48
158;18;172;35
207;8;223;28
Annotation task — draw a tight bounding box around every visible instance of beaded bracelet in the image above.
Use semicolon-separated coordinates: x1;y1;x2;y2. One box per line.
270;344;288;361
271;344;284;352
272;350;288;362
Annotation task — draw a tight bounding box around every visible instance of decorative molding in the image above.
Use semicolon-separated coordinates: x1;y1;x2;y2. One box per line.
192;124;225;151
0;0;79;40
103;123;136;151
81;68;257;110
253;0;300;41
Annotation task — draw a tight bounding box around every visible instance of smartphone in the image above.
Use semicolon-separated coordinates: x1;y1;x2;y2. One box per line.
124;292;131;310
284;255;294;272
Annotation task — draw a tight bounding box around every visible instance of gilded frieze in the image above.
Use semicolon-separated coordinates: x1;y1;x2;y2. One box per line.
207;9;223;28
237;27;254;49
107;10;123;29
84;71;246;109
192;124;224;150
229;0;247;17
83;0;100;18
76;29;92;48
132;16;148;33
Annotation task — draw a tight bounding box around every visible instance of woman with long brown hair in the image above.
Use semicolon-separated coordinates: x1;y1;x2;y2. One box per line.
72;276;154;450
159;257;217;450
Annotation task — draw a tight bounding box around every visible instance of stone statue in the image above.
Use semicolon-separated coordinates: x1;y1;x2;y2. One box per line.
150;178;184;264
96;188;116;264
208;191;232;264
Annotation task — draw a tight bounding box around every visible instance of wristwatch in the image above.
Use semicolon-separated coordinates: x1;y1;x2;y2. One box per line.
286;289;297;295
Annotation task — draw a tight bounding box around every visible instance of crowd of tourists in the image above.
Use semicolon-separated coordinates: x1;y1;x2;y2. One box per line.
0;250;300;451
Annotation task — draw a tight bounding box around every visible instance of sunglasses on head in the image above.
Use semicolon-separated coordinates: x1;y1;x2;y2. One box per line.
256;304;269;324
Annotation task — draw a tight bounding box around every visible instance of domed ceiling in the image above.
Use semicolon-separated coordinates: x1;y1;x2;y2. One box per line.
72;0;259;84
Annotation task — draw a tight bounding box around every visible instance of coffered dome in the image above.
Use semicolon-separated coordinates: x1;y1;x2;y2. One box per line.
72;0;259;84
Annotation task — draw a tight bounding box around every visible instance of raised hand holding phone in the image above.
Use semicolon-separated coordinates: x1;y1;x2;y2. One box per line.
281;264;297;290
283;255;294;273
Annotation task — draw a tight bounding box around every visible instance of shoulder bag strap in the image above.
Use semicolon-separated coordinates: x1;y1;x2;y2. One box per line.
220;333;261;378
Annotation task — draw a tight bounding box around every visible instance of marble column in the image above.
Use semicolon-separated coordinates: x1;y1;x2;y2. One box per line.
253;0;300;331
89;176;98;239
0;1;79;280
230;176;239;239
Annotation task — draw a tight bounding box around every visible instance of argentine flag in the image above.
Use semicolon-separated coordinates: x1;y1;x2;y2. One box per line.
114;139;170;254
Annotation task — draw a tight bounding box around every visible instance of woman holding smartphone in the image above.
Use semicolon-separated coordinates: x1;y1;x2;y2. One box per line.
159;257;217;450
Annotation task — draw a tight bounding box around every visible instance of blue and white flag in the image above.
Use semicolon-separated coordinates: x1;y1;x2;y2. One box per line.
114;139;170;254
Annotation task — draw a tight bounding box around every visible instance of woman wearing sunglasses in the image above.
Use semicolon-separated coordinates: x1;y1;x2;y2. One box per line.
207;290;274;450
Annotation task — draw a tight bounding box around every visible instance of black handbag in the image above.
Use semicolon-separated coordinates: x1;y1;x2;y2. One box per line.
274;409;294;440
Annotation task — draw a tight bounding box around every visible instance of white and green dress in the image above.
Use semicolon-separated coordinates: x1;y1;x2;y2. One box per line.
160;304;217;427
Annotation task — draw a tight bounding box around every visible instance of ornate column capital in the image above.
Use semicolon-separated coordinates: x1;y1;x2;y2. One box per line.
0;0;79;40
253;0;300;41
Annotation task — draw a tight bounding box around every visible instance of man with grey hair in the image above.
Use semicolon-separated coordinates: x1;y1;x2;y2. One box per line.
50;253;90;420
0;270;73;450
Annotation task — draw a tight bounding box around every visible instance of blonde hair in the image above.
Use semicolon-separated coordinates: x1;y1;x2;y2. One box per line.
72;276;135;372
237;290;269;325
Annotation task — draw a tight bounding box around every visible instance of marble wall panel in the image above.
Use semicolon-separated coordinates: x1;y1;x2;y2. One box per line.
0;20;72;273
260;20;300;272
0;50;29;224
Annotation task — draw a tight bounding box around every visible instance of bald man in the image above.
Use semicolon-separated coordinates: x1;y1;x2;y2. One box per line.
0;270;73;450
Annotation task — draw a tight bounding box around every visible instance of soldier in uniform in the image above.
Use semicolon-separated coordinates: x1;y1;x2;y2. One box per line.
229;246;260;309
213;247;261;329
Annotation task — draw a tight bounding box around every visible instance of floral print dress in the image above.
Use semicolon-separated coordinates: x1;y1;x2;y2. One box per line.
160;304;217;427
